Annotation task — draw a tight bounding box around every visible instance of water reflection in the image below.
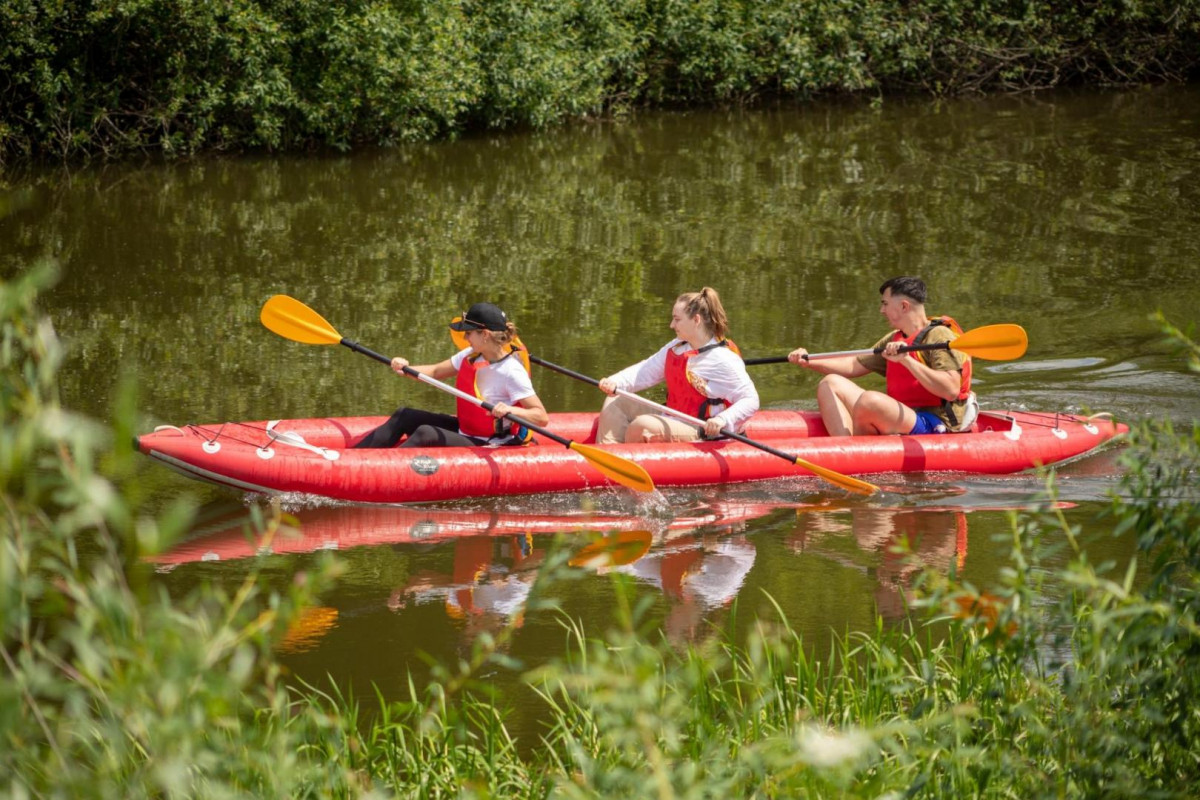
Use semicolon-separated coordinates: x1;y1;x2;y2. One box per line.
155;498;795;650
157;495;1074;653
786;502;1068;620
386;534;540;641
615;534;757;642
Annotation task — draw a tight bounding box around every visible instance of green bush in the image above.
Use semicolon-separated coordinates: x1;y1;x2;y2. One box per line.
2;0;1197;161
1;265;361;797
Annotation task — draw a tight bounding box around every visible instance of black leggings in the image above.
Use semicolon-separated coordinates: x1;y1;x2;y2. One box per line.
353;407;482;449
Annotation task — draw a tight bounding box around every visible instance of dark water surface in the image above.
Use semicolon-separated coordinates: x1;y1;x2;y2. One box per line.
4;85;1199;729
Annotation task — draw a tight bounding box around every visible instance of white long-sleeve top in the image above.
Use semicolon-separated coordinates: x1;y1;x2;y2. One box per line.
604;338;760;432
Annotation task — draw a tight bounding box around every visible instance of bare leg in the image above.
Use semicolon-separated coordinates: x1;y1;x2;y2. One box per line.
816;375;864;437
851;390;918;435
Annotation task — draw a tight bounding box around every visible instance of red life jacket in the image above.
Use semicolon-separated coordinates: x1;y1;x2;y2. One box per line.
884;316;972;413
454;347;534;443
664;339;740;420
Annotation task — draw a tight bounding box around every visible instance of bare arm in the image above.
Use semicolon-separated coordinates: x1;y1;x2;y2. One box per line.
492;393;550;428
787;349;873;378
390;357;457;381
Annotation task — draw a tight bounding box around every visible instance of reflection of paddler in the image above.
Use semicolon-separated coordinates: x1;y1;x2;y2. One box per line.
617;536;756;610
787;507;968;619
855;509;966;577
386;535;537;625
790;507;967;572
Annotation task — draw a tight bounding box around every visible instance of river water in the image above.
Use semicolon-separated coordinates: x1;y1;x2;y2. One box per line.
4;85;1199;728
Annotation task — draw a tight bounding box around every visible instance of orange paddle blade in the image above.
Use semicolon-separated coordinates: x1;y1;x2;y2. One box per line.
261;295;342;345
951;324;1028;360
568;442;656;493
793;456;878;495
569;530;653;568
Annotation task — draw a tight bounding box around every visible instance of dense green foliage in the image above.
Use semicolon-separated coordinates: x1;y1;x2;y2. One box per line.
1;265;362;796
2;0;1197;161
4;263;1199;796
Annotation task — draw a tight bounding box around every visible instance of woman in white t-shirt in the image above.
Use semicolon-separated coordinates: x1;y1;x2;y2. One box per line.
354;303;549;448
597;287;759;444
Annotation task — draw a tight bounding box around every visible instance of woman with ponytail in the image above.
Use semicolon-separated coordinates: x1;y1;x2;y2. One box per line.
596;288;759;444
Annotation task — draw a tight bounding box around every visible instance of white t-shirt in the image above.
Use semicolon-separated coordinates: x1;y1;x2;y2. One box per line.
605;338;760;431
449;347;537;408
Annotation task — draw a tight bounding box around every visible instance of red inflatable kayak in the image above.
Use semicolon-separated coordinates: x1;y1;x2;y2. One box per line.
135;409;1125;504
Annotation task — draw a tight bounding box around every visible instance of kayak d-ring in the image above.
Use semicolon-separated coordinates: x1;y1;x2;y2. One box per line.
1082;412;1112;436
256;446;276;460
202;422;227;453
1050;412;1068;440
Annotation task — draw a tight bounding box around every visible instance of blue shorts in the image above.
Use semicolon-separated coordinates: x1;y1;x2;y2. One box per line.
909;411;948;435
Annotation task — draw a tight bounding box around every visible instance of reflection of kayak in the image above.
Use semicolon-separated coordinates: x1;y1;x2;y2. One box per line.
136;409;1125;504
152;500;788;567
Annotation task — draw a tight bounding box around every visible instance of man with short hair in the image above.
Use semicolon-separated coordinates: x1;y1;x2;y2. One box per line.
788;276;975;436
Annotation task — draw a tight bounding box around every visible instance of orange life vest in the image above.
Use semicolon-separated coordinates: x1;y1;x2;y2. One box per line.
884;317;972;420
454;346;534;443
664;339;741;420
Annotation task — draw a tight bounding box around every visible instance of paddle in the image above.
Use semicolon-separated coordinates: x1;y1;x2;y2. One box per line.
259;295;656;493
525;354;879;496
741;323;1028;366
568;530;653;569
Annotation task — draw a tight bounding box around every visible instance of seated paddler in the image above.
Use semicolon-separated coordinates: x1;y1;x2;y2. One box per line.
596;287;759;444
354;302;549;448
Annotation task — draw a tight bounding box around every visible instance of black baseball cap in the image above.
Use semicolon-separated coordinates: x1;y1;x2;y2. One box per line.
449;302;508;332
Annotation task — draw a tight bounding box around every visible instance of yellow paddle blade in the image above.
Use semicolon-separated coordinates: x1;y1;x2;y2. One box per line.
449;318;470;350
568;530;653;568
793;456;878;495
260;295;342;345
951;324;1028;361
568;442;656;493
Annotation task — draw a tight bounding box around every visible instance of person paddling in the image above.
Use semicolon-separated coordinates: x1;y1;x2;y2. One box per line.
596;287;759;443
787;276;977;437
354;303;549;448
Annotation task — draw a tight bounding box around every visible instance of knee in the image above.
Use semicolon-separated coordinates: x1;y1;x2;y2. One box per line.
626;415;670;444
851;392;885;419
851;391;901;431
400;424;439;448
817;374;852;395
388;407;418;423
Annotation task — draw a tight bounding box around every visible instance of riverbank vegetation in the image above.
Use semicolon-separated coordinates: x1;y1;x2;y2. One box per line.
2;0;1198;162
4;265;1199;796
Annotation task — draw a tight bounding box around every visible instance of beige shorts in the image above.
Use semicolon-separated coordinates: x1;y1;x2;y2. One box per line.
595;394;704;444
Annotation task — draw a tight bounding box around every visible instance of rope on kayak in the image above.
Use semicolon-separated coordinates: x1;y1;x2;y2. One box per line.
199;422;228;453
184;421;341;461
979;409;1117;440
264;424;340;461
1007;410;1115;436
